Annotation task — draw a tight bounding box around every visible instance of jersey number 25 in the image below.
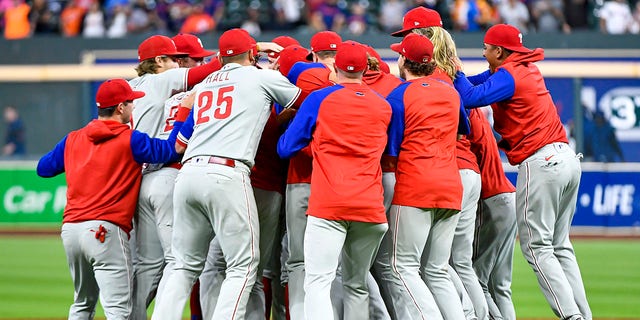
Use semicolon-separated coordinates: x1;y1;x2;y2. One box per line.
196;85;235;124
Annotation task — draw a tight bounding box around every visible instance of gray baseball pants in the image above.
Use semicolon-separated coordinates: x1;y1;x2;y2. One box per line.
61;221;133;320
152;161;259;320
473;192;517;320
386;205;464;320
303;216;388;320
516;142;591;320
132;167;178;320
451;169;487;320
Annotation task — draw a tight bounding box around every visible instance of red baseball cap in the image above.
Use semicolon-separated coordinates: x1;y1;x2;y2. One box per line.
310;31;342;52
269;36;301;58
278;45;310;77
219;28;257;57
484;24;532;53
96;79;145;108
172;33;216;58
390;33;434;64
138;35;188;62
335;41;368;73
364;45;391;74
391;7;443;37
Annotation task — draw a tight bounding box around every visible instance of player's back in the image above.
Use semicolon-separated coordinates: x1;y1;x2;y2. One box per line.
129;68;188;137
184;63;299;166
308;83;391;222
389;77;463;210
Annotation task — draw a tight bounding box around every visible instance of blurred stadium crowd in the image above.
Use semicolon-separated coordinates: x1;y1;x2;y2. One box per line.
1;0;640;39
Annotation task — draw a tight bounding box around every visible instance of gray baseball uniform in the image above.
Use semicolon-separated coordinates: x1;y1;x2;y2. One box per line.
151;63;300;320
128;68;189;320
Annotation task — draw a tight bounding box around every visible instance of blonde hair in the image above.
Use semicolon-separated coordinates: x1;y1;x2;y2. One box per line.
412;27;462;80
135;59;159;77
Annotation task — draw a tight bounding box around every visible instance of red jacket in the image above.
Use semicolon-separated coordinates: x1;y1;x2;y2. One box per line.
493;50;568;164
387;77;463;211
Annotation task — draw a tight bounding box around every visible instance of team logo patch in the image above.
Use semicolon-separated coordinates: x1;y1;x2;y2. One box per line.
421;83;430;87
414;21;420;26
330;44;337;49
226;49;234;54
347;66;354;71
355;92;364;96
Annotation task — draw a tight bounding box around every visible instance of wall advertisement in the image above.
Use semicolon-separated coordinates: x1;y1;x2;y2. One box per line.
0;167;66;223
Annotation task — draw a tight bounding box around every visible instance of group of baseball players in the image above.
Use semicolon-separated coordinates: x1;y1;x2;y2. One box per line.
37;6;593;320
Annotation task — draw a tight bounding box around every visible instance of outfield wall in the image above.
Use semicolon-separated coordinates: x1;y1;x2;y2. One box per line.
1;162;639;235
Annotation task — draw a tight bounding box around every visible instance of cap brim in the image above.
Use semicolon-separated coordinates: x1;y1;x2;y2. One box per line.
166;50;189;57
390;28;411;37
190;49;216;58
508;46;533;53
129;91;146;101
390;43;402;54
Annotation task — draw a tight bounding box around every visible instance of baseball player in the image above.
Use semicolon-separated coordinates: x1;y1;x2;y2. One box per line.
361;45;403;320
265;42;310;320
282;30;340;320
195;40;301;320
385;33;465;320
277;41;392;320
36;78;191;320
468;108;517;320
129;34;222;320
162;33;217;320
454;24;592;320
396;9;489;319
151;28;301;320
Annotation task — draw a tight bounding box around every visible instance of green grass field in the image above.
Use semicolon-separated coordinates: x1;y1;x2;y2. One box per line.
0;236;638;319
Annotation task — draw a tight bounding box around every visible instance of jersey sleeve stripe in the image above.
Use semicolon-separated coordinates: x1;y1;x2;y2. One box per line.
177;133;189;147
283;88;302;109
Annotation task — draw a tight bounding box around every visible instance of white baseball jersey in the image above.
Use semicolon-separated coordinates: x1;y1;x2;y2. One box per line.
160;91;190;139
178;63;300;167
129;68;189;137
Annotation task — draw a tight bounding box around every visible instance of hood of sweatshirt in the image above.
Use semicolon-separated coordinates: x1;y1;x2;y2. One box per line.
84;120;130;144
503;48;545;65
363;70;384;85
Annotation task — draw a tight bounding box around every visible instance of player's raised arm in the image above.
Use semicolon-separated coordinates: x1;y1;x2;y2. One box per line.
454;69;515;108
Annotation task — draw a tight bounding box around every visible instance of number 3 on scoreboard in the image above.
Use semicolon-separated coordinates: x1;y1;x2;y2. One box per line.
196;85;235;124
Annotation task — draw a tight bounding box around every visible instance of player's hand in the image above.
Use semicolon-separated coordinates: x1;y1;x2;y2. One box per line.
276;107;297;124
180;92;196;110
268;56;280;70
257;42;284;54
